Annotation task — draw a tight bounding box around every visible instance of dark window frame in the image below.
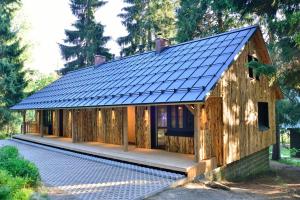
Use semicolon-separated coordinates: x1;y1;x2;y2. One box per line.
165;105;194;137
43;110;52;126
258;102;270;131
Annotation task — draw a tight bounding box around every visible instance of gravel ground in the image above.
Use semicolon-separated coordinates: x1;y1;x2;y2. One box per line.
147;161;300;200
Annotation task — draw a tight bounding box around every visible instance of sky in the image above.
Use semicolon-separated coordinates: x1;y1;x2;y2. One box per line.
19;0;127;74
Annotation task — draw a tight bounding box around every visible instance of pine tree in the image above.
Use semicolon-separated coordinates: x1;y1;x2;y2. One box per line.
0;0;27;132
59;0;111;75
118;0;177;56
176;0;244;42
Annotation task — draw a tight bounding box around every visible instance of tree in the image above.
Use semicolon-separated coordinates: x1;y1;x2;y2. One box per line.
59;0;111;75
118;0;177;56
25;70;58;95
0;0;27;134
176;0;245;42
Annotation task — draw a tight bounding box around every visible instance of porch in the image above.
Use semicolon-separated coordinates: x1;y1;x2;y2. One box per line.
19;98;223;178
12;133;215;178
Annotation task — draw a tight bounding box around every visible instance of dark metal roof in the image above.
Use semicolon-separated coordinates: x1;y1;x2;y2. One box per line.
12;25;258;110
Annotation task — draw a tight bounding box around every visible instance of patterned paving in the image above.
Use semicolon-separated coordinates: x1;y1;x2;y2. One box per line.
0;139;184;200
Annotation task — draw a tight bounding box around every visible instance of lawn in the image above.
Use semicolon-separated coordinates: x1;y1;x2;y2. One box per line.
270;145;300;167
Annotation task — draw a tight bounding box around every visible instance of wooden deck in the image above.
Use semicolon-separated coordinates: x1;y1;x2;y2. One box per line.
12;134;216;178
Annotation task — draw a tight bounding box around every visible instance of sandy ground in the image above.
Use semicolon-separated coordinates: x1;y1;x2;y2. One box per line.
147;161;300;200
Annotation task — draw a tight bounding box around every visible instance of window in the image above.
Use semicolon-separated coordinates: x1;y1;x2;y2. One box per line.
157;106;167;128
166;105;194;137
258;102;269;131
248;55;260;80
43;110;52;126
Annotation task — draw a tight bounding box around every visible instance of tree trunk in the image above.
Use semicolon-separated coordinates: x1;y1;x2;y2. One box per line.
272;118;281;160
217;11;224;32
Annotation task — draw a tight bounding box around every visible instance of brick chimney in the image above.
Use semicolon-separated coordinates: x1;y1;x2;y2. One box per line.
155;38;169;53
94;55;106;65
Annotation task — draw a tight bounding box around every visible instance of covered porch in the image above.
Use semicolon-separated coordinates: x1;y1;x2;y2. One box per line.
19;97;223;178
12;133;215;178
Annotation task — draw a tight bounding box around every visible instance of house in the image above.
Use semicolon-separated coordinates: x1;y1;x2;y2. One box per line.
12;25;282;179
284;123;300;158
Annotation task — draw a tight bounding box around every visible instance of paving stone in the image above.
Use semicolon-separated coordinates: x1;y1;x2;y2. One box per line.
0;139;184;200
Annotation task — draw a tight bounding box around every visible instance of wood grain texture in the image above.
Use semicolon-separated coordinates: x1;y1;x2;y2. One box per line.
135;106;151;148
62;110;72;138
210;32;276;165
52;110;59;136
165;136;194;154
206;97;223;166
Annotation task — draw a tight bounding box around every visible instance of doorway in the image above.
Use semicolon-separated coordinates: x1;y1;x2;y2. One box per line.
127;106;136;145
151;106;167;149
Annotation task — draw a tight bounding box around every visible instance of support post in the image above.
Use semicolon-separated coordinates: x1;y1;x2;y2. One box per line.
71;110;75;143
123;107;128;151
40;110;44;137
194;104;201;162
22;110;26;134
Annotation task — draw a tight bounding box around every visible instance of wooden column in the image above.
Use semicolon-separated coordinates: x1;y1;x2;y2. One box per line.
71;110;75;143
123;107;128;151
22;110;26;134
194;104;201;162
40;110;44;137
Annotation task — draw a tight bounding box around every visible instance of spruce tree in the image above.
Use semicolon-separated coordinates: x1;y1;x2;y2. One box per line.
176;0;244;42
59;0;111;75
118;0;177;56
0;0;27;132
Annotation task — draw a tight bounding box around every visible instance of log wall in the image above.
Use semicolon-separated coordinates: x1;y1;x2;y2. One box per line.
52;110;59;136
70;108;123;144
210;33;276;165
62;110;72;138
135;106;151;148
165;136;194;154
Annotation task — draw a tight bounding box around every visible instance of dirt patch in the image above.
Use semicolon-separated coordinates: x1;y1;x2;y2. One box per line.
147;161;300;200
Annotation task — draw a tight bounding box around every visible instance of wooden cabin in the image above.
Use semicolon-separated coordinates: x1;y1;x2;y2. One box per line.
12;25;281;178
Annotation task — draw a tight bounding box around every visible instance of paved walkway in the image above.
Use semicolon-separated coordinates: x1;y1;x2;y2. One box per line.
0;139;185;200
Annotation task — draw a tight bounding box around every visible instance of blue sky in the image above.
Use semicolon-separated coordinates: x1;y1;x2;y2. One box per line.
20;0;127;73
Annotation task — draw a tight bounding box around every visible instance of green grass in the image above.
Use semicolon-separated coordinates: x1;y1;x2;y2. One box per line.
271;145;300;168
279;158;300;167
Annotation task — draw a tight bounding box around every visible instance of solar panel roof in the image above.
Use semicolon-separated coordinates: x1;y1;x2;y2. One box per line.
11;25;259;110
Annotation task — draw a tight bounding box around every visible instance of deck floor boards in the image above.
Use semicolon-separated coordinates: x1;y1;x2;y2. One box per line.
13;134;197;174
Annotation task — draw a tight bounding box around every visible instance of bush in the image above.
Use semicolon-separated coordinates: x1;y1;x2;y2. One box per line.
0;170;33;200
0;146;40;187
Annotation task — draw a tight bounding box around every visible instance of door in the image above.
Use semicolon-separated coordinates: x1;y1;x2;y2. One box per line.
151;106;167;149
59;110;63;137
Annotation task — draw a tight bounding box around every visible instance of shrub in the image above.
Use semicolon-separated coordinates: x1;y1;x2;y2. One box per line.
0;146;40;187
0;170;33;200
0;146;19;160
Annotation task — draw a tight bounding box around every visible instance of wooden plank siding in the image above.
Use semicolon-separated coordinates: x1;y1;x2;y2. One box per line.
52;110;59;136
165;136;194;154
62;110;72;138
210;32;276;165
135;106;151;149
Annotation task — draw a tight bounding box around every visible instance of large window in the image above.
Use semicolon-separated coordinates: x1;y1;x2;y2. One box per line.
166;105;194;137
156;105;194;141
258;102;269;131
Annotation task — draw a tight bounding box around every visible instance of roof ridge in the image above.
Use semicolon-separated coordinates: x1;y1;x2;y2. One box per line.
167;25;259;49
65;25;258;75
